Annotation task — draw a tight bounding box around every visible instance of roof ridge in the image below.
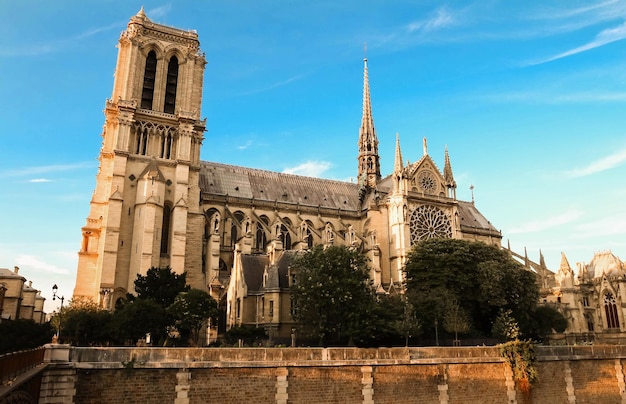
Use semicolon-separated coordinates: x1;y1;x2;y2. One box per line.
200;160;359;187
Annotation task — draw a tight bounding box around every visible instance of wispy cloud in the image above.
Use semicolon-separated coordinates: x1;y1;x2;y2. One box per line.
239;74;306;96
564;148;626;177
508;209;582;234
572;214;626;238
15;254;70;275
478;90;626;104
529;21;626;65
283;161;332;177
407;7;455;33
147;5;172;20
237;140;254;150
0;21;124;57
0;162;96;179
28;178;53;183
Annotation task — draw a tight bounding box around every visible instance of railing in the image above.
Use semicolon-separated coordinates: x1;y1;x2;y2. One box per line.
0;347;45;384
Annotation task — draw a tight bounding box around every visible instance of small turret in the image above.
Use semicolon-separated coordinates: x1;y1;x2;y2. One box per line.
443;146;456;199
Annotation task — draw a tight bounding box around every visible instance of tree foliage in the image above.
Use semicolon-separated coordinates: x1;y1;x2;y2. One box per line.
57;298;113;346
290;245;375;346
133;266;190;307
168;289;219;346
404;238;542;340
0;319;53;354
110;298;169;344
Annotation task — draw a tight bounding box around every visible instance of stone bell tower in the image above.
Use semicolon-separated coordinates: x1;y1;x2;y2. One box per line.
73;8;207;307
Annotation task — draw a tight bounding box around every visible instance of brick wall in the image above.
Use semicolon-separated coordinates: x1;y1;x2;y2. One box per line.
74;369;177;404
39;345;626;403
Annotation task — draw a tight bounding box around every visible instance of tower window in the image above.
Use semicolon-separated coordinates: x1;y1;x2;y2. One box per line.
141;51;157;110
604;293;620;329
161;203;172;255
164;56;178;114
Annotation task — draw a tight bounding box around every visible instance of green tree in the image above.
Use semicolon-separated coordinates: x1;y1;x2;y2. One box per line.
290;245;374;346
168;289;219;346
443;299;471;344
223;325;267;346
110;298;169;345
527;305;568;342
0;319;54;354
404;238;541;340
133;266;190;307
57;298;113;346
492;309;521;342
390;297;422;347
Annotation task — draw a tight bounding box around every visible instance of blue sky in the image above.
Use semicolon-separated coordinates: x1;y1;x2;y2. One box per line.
1;1;625;312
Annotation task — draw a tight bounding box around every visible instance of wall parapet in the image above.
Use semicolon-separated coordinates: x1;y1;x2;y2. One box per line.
65;345;626;370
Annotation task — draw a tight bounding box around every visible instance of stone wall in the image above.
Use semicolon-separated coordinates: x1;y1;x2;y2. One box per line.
40;345;626;403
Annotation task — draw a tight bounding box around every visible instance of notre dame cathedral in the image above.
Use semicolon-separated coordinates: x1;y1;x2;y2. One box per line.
73;9;625;342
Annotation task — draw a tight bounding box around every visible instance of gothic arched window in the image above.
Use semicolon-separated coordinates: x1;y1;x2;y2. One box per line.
164;56;178;114
256;222;267;252
604;293;620;329
280;224;291;250
141;51;157;110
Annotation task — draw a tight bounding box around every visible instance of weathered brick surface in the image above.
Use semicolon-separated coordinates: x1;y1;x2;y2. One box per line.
73;369;177;404
570;359;621;403
373;364;440;403
188;367;276;404
527;361;569;404
288;366;363;404
446;363;509;404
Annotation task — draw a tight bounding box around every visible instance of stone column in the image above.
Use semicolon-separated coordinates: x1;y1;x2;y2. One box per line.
275;367;288;404
174;369;191;404
39;344;76;404
361;366;374;404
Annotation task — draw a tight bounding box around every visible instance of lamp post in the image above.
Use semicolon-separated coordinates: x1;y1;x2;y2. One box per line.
52;284;65;342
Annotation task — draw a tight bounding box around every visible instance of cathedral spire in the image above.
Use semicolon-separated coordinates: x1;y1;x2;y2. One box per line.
443;145;456;199
394;133;403;173
357;51;381;188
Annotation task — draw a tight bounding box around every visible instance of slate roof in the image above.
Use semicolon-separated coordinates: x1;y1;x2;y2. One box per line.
199;162;362;211
0;268;25;280
241;255;268;293
457;201;500;236
240;251;296;292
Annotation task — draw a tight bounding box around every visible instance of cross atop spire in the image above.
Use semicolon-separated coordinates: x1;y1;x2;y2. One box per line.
357;54;381;188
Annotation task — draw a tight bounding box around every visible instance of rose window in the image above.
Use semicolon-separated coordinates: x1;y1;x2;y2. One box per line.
409;205;452;244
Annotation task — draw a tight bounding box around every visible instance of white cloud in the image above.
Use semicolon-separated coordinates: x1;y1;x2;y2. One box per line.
408;7;454;33
0;162;96;178
239;74;306;96
147;5;173;20
477;90;626;104
15;254;70;275
564;148;626;177
508;209;582;234
571;215;626;238
237;140;253;150
530;21;626;65
28;178;53;183
0;21;124;57
283;161;332;177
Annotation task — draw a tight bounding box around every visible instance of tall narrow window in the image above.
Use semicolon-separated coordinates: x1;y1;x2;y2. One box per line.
141;51;157;110
164;56;178;114
604;293;620;329
160;203;172;255
280;224;291;250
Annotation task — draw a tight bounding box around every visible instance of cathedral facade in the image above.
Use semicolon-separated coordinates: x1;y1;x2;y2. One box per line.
72;10;502;339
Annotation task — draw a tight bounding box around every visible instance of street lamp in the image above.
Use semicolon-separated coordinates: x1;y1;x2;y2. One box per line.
52;284;65;342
